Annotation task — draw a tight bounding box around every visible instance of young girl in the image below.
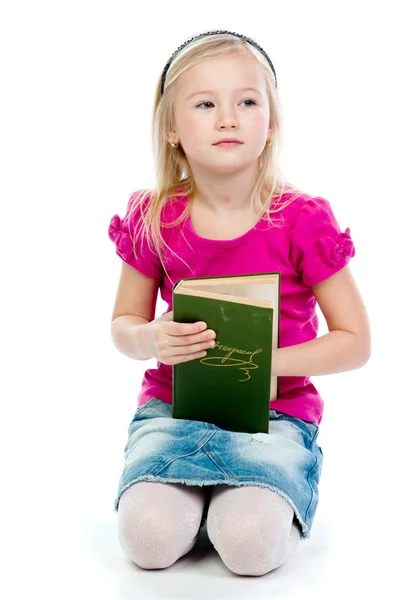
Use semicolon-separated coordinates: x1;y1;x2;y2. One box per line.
108;30;371;577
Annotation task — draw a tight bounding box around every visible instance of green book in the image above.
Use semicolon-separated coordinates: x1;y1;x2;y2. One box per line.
172;272;280;434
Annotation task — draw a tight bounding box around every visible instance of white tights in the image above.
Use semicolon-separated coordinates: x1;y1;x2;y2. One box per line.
117;481;301;576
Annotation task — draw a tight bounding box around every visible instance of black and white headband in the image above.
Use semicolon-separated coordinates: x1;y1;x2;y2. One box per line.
160;30;277;96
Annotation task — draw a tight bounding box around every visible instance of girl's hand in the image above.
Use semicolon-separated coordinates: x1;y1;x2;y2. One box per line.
147;311;216;365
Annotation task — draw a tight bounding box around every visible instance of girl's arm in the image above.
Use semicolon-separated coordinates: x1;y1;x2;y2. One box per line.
110;262;216;362
272;265;371;377
111;261;159;360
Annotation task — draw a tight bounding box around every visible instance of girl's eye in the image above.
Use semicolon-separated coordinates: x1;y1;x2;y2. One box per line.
196;99;256;109
197;101;214;109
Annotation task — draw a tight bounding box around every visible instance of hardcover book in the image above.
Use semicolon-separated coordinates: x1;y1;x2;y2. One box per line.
172;272;280;434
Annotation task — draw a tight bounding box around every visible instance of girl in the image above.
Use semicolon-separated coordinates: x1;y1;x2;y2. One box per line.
108;30;371;577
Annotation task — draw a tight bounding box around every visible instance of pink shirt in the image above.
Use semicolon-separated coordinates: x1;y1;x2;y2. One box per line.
108;190;356;425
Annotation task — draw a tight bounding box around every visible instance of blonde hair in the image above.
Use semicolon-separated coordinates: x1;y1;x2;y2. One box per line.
126;31;313;282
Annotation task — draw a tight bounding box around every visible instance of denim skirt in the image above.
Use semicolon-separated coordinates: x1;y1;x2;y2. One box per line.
114;397;324;540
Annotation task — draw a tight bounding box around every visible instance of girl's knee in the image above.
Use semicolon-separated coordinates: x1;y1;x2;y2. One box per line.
207;485;298;576
211;521;299;576
117;481;206;569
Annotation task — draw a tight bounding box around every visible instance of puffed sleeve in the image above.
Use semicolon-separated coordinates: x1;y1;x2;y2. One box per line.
108;191;164;279
289;196;356;286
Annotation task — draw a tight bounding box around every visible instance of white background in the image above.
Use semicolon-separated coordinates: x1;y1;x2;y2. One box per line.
1;1;398;598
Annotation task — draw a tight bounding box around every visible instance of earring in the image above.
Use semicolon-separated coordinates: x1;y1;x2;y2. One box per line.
170;140;179;148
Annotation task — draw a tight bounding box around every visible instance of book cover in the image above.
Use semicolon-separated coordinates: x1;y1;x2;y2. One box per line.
172;272;280;434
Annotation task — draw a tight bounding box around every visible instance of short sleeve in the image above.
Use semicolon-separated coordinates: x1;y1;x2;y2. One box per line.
289;197;356;286
108;191;164;279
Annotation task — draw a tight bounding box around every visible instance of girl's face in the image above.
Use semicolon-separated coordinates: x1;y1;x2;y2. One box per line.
171;52;271;175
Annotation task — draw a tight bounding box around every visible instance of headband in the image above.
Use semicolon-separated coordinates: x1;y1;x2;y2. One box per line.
160;30;277;96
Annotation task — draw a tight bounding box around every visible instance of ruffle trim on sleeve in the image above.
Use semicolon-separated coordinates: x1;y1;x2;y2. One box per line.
108;215;133;263
316;227;355;267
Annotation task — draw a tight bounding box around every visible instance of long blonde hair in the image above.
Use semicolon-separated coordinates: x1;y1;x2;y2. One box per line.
126;31;312;282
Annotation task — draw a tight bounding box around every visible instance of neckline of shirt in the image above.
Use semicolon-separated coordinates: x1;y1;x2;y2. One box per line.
177;194;268;248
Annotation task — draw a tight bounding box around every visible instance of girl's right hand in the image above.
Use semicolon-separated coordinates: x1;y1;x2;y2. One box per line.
147;311;216;365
